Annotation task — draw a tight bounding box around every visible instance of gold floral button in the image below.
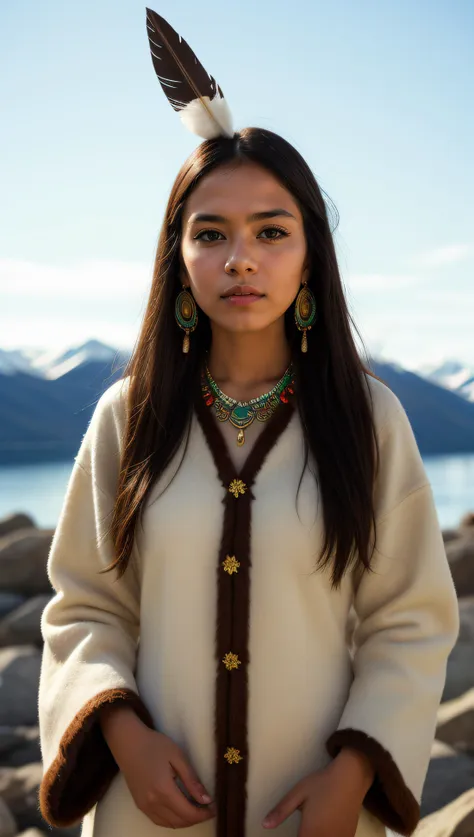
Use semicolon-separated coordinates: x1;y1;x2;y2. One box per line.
222;555;240;574
228;478;247;498
222;652;241;671
224;747;243;764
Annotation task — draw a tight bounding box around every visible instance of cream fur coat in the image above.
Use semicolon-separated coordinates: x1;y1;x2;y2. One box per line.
38;372;460;837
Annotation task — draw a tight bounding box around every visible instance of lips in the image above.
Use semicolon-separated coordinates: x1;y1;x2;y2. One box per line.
221;284;264;298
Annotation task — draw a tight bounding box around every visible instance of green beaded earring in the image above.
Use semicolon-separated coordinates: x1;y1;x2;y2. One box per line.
294;279;317;353
175;285;198;353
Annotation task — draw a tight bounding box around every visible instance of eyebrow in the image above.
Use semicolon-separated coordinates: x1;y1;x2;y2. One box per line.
188;208;297;225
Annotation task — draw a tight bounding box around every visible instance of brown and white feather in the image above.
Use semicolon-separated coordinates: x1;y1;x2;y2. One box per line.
145;8;234;139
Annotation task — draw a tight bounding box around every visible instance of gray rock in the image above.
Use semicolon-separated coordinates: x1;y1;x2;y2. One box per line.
17;831;46;837
0;530;53;595
18;829;81;837
0;595;52;648
0;726;40;768
431;738;458;757
443;641;474;702
0;592;25;620
0;647;41;726
446;536;474;598
459;512;474;532
0;796;17;837
443;528;462;544
0;514;36;539
458;597;474;643
18;826;82;837
0;762;44;831
436;688;474;755
420;748;474;818
18;831;47;837
415;788;474;836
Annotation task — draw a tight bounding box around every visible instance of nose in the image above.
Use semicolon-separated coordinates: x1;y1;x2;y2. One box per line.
224;242;258;276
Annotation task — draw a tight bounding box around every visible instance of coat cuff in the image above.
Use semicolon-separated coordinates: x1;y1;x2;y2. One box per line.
39;687;155;827
325;728;420;836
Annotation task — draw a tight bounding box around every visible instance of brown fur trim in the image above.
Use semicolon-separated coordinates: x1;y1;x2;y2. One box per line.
325;729;420;836
39;687;154;827
195;393;295;837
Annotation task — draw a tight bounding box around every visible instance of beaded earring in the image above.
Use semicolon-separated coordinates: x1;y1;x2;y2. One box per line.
294;279;317;353
175;285;198;353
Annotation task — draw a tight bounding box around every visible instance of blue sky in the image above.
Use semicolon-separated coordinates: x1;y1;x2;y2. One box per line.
1;0;473;369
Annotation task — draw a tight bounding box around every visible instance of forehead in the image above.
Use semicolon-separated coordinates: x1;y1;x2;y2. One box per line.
183;161;302;221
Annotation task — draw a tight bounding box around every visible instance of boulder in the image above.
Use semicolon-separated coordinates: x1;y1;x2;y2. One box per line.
446;536;474;598
437;689;474;754
420;744;474;818
0;762;44;831
0;726;41;768
415;788;474;836
0;530;53;595
443;528;462;544
444;641;474;702
18;831;46;837
459;512;474;532
0;595;52;648
0;647;42;726
0;796;17;837
0;592;25;620
458;597;474;643
18;828;81;837
431;739;458;757
0;514;36;539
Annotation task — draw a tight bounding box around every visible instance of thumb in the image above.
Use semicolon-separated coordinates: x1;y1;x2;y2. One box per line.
171;752;213;805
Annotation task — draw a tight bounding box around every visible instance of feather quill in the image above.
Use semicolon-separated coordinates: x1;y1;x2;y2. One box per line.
145;8;234;140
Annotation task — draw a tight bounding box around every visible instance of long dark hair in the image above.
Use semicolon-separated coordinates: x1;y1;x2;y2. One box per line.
105;127;383;590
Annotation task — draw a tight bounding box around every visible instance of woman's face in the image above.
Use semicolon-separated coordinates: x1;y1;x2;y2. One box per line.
180;161;308;335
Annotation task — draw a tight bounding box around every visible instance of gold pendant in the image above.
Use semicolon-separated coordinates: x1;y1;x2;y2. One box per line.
237;429;245;447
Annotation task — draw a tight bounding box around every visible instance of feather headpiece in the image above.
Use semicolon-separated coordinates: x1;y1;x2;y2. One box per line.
145;8;234;140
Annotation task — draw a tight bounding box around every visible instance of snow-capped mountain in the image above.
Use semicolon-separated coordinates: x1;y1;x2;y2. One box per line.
4;340;473;400
416;360;474;403
1;341;473;465
0;340;130;381
30;339;129;381
0;348;42;376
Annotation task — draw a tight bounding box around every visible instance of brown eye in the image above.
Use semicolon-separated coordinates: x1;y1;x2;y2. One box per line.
258;226;289;240
194;229;224;242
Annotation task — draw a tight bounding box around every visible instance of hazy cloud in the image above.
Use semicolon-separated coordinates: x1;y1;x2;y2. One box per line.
0;258;152;301
412;244;472;268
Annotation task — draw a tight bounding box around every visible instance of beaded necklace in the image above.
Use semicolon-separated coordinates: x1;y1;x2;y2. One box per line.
200;359;296;447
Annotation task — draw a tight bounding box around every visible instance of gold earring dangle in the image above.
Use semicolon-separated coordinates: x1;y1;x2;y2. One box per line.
175;285;198;353
294;278;317;353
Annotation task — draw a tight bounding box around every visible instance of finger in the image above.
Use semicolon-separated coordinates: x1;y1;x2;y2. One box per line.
165;779;216;825
262;785;306;828
149;798;214;829
171;754;213;805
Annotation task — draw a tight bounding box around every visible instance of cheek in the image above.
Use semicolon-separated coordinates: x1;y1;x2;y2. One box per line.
182;243;220;289
267;243;306;297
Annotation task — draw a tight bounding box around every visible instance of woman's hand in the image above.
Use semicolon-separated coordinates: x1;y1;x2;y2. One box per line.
99;704;216;828
262;747;375;837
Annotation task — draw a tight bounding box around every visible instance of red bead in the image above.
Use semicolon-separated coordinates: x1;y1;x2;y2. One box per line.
280;393;289;403
205;396;214;406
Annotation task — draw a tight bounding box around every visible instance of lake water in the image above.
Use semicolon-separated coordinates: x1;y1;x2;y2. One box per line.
0;453;473;531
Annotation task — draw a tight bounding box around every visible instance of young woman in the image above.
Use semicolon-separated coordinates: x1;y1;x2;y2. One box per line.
37;11;460;837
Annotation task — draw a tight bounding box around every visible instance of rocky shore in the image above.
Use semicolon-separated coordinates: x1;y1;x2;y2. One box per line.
0;510;473;836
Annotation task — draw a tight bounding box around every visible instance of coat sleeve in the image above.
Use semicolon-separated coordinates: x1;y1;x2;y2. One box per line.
38;381;155;828
325;394;460;837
